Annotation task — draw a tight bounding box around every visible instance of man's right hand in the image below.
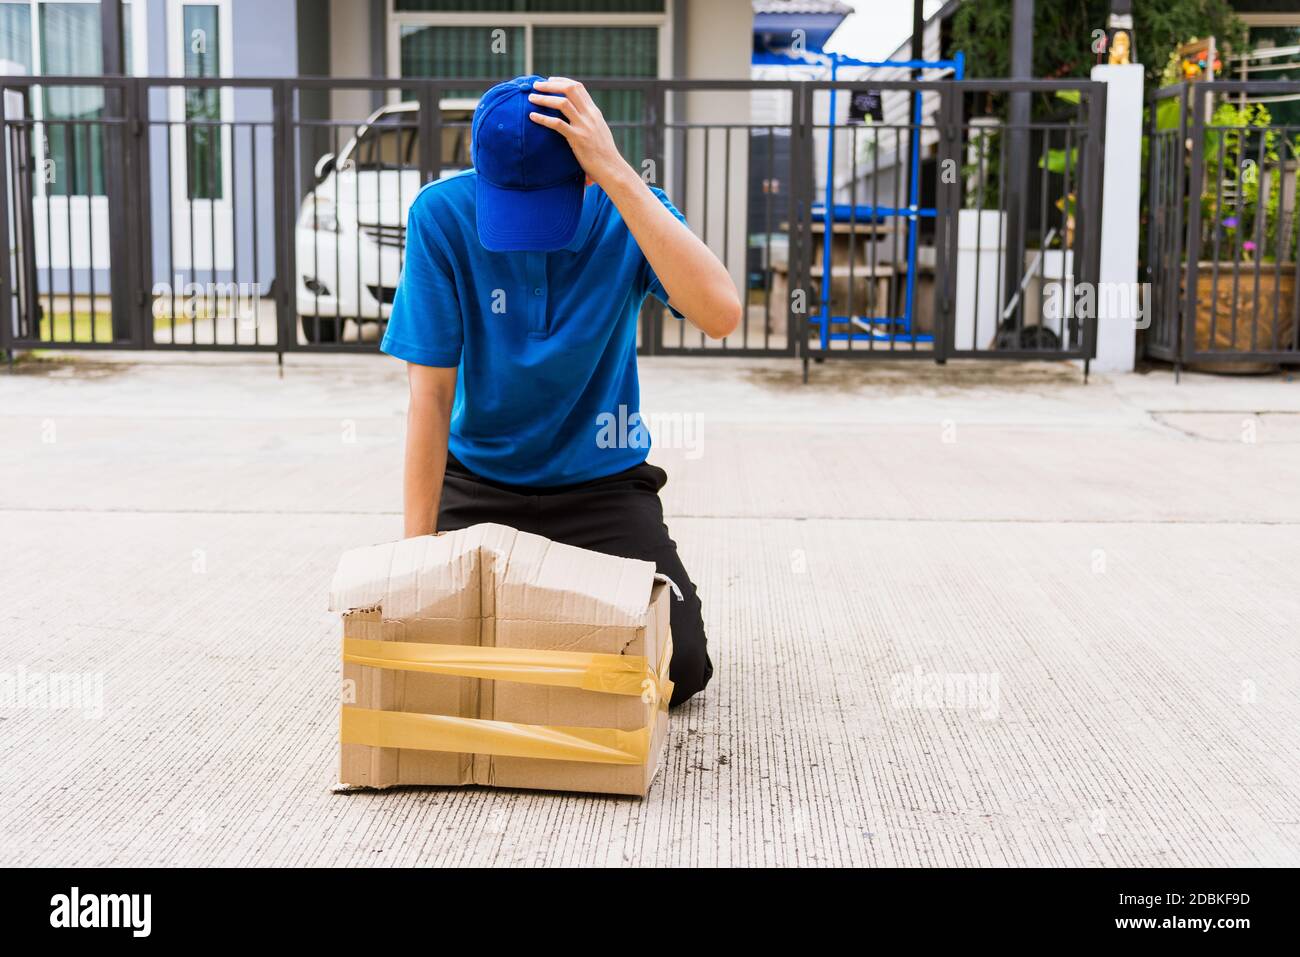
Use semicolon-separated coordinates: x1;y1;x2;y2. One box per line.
526;77;633;193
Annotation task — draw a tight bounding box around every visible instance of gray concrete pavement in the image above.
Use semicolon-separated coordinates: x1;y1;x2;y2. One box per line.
1;353;1298;866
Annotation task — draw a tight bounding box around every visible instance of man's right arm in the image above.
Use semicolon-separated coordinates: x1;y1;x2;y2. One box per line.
402;361;458;538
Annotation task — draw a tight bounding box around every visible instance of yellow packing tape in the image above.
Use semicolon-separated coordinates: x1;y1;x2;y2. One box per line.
343;636;673;703
340;635;673;765
341;706;655;765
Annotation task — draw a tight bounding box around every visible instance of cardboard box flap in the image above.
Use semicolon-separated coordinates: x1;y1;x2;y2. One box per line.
329;528;497;620
329;523;657;628
494;530;657;628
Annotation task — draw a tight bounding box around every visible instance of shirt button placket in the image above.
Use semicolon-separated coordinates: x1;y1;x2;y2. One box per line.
526;252;547;337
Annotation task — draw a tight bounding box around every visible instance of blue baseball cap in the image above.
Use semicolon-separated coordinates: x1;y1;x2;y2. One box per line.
471;75;585;252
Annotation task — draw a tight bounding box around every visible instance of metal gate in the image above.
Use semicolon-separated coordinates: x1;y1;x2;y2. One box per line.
1146;80;1300;369
0;74;1104;366
638;76;1105;367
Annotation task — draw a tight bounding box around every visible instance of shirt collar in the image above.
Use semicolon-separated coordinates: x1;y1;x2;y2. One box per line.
560;184;600;252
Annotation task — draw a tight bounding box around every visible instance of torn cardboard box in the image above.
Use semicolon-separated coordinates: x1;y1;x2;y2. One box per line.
328;523;673;797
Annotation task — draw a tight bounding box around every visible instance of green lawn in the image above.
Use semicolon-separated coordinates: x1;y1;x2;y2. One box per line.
35;311;194;344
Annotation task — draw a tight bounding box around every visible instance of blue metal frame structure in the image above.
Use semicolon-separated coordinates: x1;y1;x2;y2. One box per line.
755;48;964;348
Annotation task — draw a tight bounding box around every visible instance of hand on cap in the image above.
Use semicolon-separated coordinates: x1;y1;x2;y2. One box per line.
528;78;633;191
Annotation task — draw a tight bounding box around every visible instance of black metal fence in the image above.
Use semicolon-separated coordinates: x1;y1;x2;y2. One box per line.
1146;80;1300;368
797;79;1104;364
0;75;1103;368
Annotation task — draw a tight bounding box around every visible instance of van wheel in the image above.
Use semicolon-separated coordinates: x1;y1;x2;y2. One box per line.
300;316;340;344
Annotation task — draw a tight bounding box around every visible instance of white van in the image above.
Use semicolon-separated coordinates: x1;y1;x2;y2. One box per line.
296;98;475;342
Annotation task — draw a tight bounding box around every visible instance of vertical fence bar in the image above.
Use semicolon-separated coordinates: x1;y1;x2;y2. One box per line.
132;79;152;347
699;126;710;350
1293;137;1300;356
250;119;261;344
0;82;12;359
102;78;133;343
64;120;75;338
81;118;96;338
681;121;691;348
903;88;922;351
272;80;294;354
125;86;148;348
762;123;772;351
42;100;54;340
1143;93;1157;357
1226;121;1243;353
1269;127;1283;354
230;119;241;344
1082;80;1106;361
207;114;217;340
722;122;733;350
324;118;335;343
417;80;438;186
932;81;960;363
99;10;130;332
993;113;1008;351
868;94;881;341
1208;131;1224;352
793;82;809;375
642;81;666;356
1182;84;1206;366
13;98;35;340
1248;126;1266;353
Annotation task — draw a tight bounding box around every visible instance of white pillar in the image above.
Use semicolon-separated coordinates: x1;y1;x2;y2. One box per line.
1089;63;1144;373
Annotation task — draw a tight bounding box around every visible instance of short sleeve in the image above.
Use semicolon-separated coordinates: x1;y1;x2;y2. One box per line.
380;193;463;368
641;187;688;320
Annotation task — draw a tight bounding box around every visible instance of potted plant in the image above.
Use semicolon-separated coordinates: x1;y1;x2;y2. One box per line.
1191;100;1298;361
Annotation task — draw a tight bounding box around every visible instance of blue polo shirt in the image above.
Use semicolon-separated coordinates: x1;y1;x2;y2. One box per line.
381;168;687;487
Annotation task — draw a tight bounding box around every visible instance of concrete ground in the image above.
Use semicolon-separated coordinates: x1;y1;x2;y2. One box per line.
1;351;1299;867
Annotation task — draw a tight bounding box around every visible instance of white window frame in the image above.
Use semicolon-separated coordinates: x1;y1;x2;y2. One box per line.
384;0;672;95
166;0;234;204
161;0;234;272
10;0;151;78
5;0;152;284
11;0;151;199
129;0;147;72
1231;14;1300;97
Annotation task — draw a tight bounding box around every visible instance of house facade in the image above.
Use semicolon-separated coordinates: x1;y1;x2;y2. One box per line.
0;0;754;295
1228;2;1300;125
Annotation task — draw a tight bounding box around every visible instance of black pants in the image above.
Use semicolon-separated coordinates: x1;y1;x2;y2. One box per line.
437;454;712;706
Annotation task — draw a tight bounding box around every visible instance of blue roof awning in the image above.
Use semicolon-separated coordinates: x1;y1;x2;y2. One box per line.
753;12;848;55
752;46;965;76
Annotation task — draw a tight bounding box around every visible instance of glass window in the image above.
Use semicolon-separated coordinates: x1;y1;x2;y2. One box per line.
0;2;32;72
183;4;222;200
351;112;420;170
394;1;663;12
1243;25;1300;127
1;2;134;75
40;2;104;197
400;24;526;100
342;106;473;175
533;26;656;163
395;20;659;166
3;2;135;197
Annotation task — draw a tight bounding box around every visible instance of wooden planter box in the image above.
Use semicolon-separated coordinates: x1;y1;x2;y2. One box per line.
1189;261;1296;356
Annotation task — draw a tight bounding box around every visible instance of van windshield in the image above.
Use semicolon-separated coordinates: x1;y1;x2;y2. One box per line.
345;110;472;172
